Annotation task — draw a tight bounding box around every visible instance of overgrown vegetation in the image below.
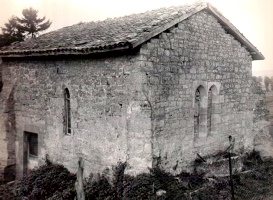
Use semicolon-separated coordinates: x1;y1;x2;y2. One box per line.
0;156;76;200
1;151;273;200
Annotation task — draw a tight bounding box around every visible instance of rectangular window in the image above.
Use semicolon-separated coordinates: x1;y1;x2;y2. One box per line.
28;132;38;157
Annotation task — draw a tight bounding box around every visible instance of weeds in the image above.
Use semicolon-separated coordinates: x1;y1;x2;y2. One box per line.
1;151;273;199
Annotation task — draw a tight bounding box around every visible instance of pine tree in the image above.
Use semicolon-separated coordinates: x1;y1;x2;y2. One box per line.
17;7;51;38
0;16;24;47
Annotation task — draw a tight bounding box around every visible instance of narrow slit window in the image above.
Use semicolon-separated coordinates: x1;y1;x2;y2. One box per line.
194;88;200;135
207;85;219;133
64;88;71;135
194;85;207;138
207;88;212;133
0;81;3;93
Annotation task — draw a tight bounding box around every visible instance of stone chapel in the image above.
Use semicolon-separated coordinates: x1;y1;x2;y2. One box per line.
0;2;264;179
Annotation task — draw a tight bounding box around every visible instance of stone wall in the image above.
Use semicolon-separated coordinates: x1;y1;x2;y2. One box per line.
0;58;7;177
0;10;259;178
0;58;16;181
0;54;153;178
139;10;254;173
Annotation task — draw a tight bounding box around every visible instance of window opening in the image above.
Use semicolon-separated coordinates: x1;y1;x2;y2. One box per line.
27;132;38;157
64;88;71;135
194;88;200;135
207;88;212;133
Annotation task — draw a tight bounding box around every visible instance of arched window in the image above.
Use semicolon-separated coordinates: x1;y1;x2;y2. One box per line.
64;88;71;135
194;89;200;135
207;85;219;134
194;85;207;138
207;88;212;133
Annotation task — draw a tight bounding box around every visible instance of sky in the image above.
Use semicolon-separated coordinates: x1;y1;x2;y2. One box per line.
0;0;272;77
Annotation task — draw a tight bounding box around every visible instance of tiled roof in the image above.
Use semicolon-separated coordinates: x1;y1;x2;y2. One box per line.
0;1;264;60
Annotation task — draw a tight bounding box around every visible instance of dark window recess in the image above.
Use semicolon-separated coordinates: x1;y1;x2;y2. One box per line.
194;88;200;134
207;88;212;133
0;81;3;93
64;88;71;135
28;133;38;156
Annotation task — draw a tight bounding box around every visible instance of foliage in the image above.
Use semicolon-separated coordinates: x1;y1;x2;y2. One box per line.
123;166;189;199
123;173;156;199
257;76;263;85
242;149;263;170
84;174;113;200
179;171;206;190
0;156;76;200
252;76;264;94
270;76;273;91
83;164;190;199
1;152;273;199
234;156;273;199
0;7;51;48
151;167;187;196
112;161;127;199
17;7;51;38
252;76;269;122
0;16;24;47
264;76;271;91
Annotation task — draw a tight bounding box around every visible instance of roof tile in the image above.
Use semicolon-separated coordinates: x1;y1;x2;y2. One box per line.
0;1;264;60
0;2;204;55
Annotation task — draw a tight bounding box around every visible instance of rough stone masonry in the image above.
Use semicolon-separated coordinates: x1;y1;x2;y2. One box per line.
0;2;265;180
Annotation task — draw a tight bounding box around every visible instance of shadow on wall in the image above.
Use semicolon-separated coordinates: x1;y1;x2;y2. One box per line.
3;87;17;183
270;126;273;136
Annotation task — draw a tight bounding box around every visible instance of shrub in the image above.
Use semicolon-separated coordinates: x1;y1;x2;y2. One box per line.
151;167;187;199
123;173;156;199
123;166;188;199
179;171;206;190
242;150;263;170
83;162;128;200
84;174;113;200
0;157;76;200
112;162;127;199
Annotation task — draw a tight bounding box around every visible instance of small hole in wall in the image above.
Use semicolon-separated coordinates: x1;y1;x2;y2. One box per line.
119;103;123;108
173;160;179;171
175;23;178;28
